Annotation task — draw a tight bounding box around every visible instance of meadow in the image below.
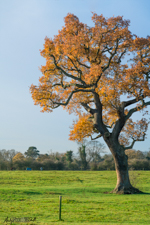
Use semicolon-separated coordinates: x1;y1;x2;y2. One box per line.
0;171;150;225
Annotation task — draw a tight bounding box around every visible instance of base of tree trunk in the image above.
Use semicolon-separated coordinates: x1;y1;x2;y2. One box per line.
111;185;143;194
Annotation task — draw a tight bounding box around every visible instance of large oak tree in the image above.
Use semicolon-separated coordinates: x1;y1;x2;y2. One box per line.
30;13;150;193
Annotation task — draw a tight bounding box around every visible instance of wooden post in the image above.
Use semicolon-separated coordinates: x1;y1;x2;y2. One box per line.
59;196;62;220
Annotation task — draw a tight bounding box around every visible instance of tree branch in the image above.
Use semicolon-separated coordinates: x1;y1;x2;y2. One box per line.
52;82;86;89
67;56;82;78
106;122;115;129
50;54;86;85
93;92;108;135
124;134;146;150
122;96;144;108
117;49;126;63
81;103;95;115
74;57;91;69
38;88;95;109
102;39;119;72
90;134;103;140
125;101;150;121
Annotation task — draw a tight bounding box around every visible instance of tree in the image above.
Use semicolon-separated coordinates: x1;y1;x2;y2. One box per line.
36;154;49;162
78;144;88;170
146;150;150;160
66;150;73;163
25;146;39;159
125;149;145;160
30;13;150;193
0;149;17;170
86;141;105;163
77;140;104;170
13;152;25;162
12;152;25;170
64;150;73;169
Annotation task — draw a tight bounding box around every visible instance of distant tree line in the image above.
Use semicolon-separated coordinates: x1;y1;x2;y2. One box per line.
0;143;150;171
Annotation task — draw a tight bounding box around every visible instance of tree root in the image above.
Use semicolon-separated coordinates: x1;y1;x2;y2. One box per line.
111;186;143;194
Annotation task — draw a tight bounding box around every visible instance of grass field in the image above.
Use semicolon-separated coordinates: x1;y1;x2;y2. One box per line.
0;170;150;225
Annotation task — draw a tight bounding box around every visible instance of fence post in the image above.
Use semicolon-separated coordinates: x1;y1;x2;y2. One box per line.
59;196;62;220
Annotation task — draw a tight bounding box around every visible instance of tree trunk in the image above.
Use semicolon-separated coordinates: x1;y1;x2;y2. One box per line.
104;135;142;194
112;163;141;194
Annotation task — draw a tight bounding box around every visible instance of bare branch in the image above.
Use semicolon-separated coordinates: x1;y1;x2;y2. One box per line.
124;134;146;150
90;134;103;140
125;101;150;121
122;96;144;108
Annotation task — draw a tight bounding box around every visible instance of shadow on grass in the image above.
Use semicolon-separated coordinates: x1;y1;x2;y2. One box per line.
23;190;62;195
23;191;42;195
46;191;62;195
103;190;150;195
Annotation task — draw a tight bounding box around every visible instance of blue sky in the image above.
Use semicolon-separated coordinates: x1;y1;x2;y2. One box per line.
0;0;150;154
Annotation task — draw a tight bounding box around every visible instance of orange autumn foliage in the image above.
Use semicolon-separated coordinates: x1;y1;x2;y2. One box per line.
69;114;94;142
30;13;150;148
12;152;25;162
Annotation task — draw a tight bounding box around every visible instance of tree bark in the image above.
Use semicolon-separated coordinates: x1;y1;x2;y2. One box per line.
104;135;142;194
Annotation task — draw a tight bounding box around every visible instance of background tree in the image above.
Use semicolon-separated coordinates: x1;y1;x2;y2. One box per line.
86;141;105;163
146;149;150;160
13;152;25;162
65;150;73;169
30;13;150;193
85;141;105;170
12;152;25;170
25;146;39;159
66;150;73;163
125;149;145;160
78;144;88;170
0;149;17;170
36;154;49;162
98;154;115;171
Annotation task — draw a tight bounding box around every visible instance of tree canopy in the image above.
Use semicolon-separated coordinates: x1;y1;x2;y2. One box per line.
30;13;150;148
25;146;39;159
30;13;150;193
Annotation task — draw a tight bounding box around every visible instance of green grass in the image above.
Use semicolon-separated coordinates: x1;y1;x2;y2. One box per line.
0;170;150;224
